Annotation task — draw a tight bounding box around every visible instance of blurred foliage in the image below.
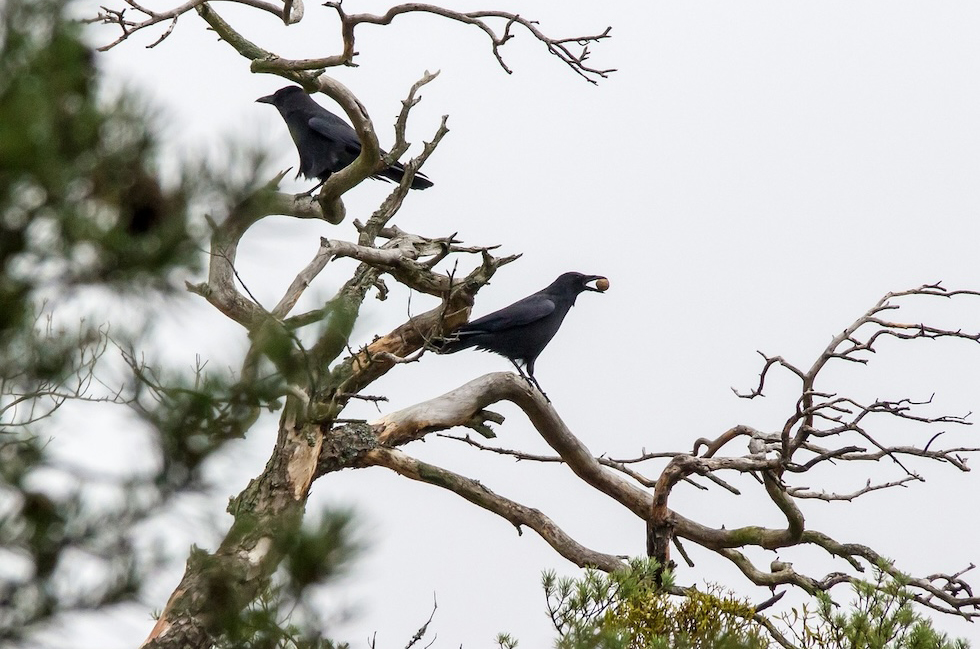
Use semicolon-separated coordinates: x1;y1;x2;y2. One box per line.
0;0;350;645
0;441;144;638
0;0;198;382
212;510;359;649
124;351;287;491
515;559;969;649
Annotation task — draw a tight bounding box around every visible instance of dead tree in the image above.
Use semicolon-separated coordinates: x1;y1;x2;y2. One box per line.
85;3;978;648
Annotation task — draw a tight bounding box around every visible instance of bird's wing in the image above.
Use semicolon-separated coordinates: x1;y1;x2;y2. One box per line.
461;294;557;333
308;116;362;154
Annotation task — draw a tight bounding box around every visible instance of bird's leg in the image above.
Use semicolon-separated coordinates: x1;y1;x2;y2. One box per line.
298;178;326;197
527;373;551;403
509;360;550;403
509;359;533;386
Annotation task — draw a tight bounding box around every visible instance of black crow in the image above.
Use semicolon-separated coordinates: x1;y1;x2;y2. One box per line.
438;272;608;399
256;86;433;190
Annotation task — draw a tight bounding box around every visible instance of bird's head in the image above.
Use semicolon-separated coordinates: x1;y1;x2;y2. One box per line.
558;272;609;293
255;86;306;108
553;272;609;305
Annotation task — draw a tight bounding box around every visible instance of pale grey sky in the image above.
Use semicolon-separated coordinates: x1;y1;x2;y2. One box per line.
61;0;980;646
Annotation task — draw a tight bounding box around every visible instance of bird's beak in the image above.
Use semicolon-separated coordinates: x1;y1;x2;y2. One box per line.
585;275;609;292
255;94;275;104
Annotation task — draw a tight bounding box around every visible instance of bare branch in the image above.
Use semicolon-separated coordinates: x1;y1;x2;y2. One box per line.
321;3;614;83
84;0;302;51
439;432;661;487
732;353;806;399
89;0;613;81
440;432;731;492
404;595;437;649
389;70;441;163
359;446;624;571
371;372;652;522
272;245;335;319
786;476;919;501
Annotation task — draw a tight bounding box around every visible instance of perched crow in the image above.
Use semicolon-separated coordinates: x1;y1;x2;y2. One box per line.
256;86;433;190
438;272;609;399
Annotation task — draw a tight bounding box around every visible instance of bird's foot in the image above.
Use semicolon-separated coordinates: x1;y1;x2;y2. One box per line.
298;179;326;197
528;377;551;403
510;362;551;403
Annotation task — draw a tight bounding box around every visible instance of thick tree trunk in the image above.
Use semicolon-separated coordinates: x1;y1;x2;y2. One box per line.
143;410;326;647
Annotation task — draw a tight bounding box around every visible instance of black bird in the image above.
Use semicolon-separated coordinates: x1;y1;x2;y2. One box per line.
256;86;433;190
438;272;608;399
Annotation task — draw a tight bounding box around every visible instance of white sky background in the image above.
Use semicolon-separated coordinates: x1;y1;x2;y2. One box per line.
55;0;980;646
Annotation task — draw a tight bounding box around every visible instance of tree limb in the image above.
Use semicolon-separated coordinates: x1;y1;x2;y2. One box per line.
359;446;624;571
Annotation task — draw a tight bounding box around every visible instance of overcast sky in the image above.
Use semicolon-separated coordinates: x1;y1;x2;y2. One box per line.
58;1;980;646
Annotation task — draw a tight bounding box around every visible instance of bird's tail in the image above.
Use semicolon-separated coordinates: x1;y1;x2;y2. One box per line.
378;162;434;190
430;333;476;355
